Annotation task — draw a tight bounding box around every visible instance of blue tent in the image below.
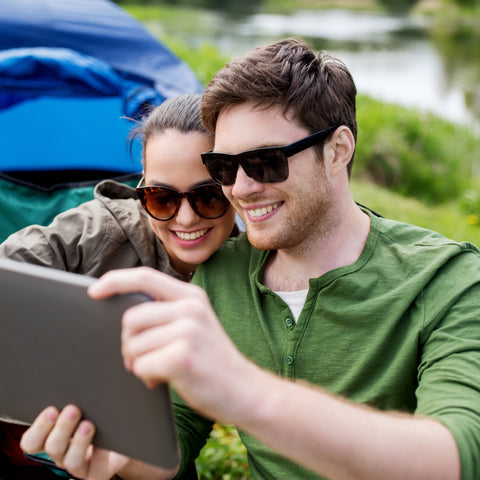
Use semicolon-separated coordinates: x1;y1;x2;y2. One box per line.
0;0;203;241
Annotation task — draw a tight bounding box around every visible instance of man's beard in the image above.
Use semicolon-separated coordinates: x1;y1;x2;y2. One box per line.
243;179;336;254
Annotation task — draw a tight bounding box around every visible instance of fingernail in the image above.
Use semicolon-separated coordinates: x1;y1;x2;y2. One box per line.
44;407;58;422
65;405;80;421
79;421;94;436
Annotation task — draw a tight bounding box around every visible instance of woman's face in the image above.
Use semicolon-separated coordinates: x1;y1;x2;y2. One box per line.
143;129;236;279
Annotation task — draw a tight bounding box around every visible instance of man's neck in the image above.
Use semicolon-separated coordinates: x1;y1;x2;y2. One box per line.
263;204;371;292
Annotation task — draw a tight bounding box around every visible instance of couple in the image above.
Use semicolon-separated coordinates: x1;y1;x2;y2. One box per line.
8;38;480;479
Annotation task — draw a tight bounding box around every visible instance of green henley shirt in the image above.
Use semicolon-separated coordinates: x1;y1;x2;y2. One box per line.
174;209;480;479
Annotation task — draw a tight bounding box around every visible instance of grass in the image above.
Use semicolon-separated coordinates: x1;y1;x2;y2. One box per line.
351;179;480;244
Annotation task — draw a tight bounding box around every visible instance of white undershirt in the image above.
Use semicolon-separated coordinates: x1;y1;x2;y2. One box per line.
275;289;309;323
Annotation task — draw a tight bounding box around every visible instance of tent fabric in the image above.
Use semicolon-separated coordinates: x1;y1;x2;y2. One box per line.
0;0;204;173
0;0;204;99
0;174;141;243
0;0;203;241
0;47;124;102
0;47;163;119
0;47;157;172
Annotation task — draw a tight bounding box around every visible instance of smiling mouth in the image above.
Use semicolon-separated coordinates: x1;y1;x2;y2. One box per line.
246;202;282;218
174;228;210;240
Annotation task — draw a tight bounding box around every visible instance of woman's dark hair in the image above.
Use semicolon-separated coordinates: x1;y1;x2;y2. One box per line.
130;93;212;167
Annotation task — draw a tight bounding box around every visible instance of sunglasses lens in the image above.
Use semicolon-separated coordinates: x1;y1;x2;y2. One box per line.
202;154;238;186
243;149;288;183
138;188;179;220
202;149;288;186
190;185;230;219
137;185;229;220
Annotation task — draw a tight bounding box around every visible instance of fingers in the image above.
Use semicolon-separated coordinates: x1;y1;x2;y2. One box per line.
120;300;181;372
88;266;203;302
43;405;83;460
61;420;95;477
121;296;211;378
121;298;198;342
129;340;190;389
21;406;59;453
21;405;95;480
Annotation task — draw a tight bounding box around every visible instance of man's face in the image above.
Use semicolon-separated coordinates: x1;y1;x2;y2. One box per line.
214;103;336;252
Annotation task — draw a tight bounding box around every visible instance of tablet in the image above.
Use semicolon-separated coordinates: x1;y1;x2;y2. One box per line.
0;258;179;470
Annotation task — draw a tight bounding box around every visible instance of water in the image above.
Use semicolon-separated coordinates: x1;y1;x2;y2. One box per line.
147;8;480;131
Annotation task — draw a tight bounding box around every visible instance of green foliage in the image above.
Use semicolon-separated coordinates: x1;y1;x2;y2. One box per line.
449;0;480;8
355;95;480;204
195;424;250;479
351;179;480;244
162;39;230;86
377;0;418;12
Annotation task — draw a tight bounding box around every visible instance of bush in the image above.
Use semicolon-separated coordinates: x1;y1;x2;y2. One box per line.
195;424;250;479
355;95;480;204
162;39;230;86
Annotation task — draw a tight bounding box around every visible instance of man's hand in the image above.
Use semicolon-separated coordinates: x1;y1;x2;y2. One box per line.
88;267;260;424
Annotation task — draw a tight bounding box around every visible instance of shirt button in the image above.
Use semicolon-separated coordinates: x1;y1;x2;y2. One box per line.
285;317;294;327
285;355;294;365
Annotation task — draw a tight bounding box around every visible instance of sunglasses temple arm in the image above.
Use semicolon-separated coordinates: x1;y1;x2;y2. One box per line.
284;125;338;157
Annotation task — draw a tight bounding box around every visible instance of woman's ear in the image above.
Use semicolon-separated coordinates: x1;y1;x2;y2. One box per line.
324;126;355;177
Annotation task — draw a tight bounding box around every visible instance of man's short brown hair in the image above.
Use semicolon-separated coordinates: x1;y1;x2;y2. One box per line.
202;37;357;174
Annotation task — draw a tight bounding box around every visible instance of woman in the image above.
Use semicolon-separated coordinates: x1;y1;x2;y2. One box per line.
0;93;237;479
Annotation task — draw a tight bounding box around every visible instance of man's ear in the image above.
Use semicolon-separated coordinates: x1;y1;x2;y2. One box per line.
324;126;355;177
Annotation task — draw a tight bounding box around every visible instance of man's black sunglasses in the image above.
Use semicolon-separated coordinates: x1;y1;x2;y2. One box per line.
136;178;230;221
201;125;339;186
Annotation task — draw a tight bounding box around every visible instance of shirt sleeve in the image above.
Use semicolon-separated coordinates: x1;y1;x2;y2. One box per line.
416;257;480;480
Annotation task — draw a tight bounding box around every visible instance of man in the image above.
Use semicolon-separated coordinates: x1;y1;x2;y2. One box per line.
21;38;480;480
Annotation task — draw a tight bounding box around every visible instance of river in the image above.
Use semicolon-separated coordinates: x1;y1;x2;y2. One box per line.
146;7;480;132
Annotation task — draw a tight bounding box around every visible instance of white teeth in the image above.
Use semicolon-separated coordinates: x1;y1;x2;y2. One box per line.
247;203;281;218
175;228;209;240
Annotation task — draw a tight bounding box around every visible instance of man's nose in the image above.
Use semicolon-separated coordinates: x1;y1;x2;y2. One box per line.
230;165;265;198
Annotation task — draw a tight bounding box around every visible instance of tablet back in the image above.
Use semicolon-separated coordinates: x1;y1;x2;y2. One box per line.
0;259;179;469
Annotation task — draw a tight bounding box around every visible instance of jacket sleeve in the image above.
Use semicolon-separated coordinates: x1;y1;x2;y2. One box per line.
0;199;114;274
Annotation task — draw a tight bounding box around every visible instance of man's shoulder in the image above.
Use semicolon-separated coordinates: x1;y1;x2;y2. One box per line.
370;209;480;254
368;211;480;284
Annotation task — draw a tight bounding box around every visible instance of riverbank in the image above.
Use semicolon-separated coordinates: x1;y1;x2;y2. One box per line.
262;0;381;12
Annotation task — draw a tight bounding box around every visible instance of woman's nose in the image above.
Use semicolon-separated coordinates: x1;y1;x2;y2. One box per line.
174;197;199;226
